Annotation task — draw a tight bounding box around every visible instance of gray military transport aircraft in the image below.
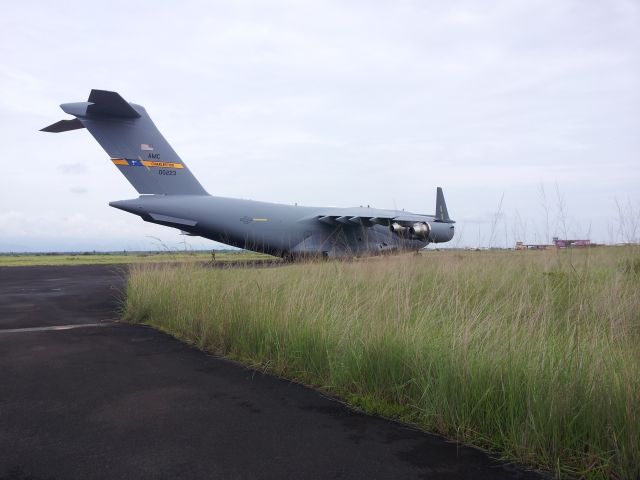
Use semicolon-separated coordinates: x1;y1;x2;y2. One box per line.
42;90;455;259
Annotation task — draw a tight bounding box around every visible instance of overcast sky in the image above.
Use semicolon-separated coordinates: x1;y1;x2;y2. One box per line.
1;0;638;252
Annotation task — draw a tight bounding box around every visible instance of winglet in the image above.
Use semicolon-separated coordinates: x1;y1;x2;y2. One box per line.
435;187;454;223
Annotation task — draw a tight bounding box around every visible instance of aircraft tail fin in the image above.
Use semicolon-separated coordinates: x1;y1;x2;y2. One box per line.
41;89;208;196
435;187;454;223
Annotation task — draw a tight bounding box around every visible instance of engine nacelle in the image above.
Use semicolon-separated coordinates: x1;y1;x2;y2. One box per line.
390;221;431;241
409;222;431;241
390;222;409;236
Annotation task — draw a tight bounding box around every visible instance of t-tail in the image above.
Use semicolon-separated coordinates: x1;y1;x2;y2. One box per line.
41;89;208;196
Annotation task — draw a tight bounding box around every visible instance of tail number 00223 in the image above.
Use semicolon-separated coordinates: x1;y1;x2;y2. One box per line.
159;170;176;176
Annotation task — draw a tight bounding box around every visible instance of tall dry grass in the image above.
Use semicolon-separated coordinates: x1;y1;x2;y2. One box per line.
123;247;640;478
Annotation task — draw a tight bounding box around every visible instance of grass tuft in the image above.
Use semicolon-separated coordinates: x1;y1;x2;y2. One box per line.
123;247;640;479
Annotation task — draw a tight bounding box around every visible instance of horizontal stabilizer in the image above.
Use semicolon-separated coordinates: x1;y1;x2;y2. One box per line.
40;118;85;133
86;89;141;118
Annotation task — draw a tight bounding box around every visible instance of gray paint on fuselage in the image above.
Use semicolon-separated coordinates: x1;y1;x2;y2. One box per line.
110;195;453;257
43;90;456;258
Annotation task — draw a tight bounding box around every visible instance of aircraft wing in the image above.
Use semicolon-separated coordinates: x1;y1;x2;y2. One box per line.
303;212;434;227
300;188;454;228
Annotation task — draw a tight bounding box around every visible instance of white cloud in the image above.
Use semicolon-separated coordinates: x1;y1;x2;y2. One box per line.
59;163;89;175
1;0;638;250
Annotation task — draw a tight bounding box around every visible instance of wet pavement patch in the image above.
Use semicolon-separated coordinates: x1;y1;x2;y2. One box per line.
0;265;545;479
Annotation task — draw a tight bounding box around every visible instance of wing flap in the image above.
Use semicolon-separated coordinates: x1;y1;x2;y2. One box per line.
307;213;432;227
369;217;391;226
308;214;387;227
318;216;336;225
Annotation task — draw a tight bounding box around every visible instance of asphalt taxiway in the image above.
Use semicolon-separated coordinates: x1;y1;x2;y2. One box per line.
0;265;544;479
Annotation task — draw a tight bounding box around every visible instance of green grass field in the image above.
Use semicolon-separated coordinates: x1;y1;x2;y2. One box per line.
0;250;277;267
122;247;640;479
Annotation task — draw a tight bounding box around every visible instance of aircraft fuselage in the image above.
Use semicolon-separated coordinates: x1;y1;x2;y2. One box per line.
42;90;456;258
110;195;455;258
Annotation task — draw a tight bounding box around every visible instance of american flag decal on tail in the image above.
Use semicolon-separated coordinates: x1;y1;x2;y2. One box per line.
141;143;154;151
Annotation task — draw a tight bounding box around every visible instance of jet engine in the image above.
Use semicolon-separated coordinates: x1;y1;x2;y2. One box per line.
390;221;431;241
409;222;431;241
389;222;409;236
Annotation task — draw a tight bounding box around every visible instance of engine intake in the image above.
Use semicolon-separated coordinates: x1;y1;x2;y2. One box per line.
390;221;431;241
409;222;431;241
390;222;409;236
